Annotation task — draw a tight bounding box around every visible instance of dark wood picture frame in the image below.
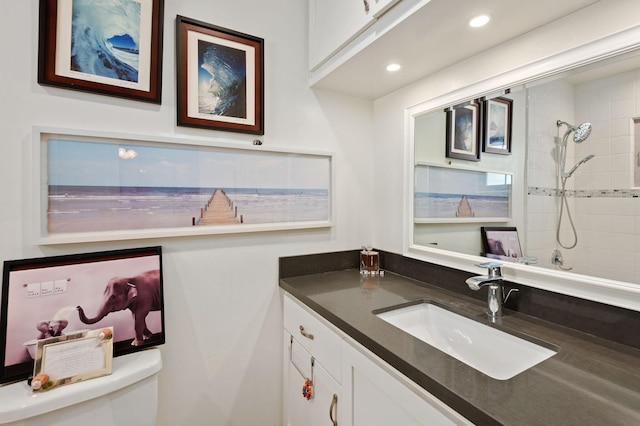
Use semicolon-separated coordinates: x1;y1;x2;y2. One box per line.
176;16;264;135
482;97;513;154
37;0;164;104
445;102;481;161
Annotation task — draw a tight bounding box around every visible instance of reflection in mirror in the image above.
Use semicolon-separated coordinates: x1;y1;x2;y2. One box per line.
413;51;640;284
413;90;526;259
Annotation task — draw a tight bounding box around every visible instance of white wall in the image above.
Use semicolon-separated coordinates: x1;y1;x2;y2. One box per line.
1;1;373;425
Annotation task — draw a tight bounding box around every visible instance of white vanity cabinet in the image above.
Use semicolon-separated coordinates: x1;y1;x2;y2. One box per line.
283;293;470;426
308;0;401;70
308;0;374;70
283;295;342;426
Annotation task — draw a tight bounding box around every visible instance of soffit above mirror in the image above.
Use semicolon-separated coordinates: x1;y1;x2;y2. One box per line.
311;0;598;99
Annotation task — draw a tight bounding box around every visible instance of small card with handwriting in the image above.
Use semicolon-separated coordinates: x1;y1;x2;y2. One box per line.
31;327;113;392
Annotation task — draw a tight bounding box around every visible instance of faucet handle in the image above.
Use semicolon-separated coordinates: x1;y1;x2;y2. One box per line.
475;261;502;269
475;261;502;278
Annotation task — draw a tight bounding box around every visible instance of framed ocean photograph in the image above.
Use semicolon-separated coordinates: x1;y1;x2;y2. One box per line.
482;97;512;154
31;127;332;244
37;0;164;104
176;16;264;135
414;163;512;223
445;102;481;161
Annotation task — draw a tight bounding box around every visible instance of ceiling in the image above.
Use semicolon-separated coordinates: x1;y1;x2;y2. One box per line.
310;0;600;99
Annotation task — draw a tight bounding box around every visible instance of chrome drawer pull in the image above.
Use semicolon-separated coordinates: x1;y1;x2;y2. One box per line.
299;325;314;340
329;393;338;425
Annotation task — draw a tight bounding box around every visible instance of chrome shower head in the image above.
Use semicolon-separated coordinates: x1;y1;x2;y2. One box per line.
573;122;592;143
557;120;592;143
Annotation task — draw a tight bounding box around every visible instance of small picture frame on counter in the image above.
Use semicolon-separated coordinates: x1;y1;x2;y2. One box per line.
31;327;114;392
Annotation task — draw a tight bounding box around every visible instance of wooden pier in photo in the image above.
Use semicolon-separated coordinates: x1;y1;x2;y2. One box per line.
455;195;475;217
193;189;243;225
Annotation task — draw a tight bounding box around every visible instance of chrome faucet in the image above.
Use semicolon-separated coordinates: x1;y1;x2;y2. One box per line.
466;262;518;319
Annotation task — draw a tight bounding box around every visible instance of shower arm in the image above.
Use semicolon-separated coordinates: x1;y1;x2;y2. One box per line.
557;120;580;135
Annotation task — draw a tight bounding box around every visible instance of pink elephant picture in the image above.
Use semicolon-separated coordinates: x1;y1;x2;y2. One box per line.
0;246;165;385
77;269;161;346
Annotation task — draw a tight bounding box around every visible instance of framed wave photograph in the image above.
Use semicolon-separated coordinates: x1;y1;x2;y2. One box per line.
37;0;165;103
445;102;481;161
0;246;165;385
176;15;264;135
482;97;512;154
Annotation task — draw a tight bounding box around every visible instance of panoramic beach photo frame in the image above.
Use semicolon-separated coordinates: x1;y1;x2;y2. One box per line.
37;0;164;103
176;16;264;135
413;163;512;223
31;127;332;244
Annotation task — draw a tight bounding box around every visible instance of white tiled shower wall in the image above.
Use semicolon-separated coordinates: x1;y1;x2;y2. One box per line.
527;69;640;283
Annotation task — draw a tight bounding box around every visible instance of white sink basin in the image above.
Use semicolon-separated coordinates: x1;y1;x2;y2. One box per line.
376;302;556;380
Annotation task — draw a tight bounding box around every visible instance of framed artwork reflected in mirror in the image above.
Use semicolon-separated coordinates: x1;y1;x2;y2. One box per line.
482;97;512;155
445;102;481;161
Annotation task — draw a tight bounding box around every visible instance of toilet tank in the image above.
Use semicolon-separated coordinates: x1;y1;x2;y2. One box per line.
0;349;162;426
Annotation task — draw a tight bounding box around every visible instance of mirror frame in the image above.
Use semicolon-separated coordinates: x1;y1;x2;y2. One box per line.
404;25;640;312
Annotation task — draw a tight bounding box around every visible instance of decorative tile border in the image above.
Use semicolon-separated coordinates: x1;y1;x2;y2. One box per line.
528;186;640;198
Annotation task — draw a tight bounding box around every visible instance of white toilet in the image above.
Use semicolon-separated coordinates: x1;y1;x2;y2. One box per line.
0;348;162;426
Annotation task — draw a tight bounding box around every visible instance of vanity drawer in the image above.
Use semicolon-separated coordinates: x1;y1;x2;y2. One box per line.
284;294;342;382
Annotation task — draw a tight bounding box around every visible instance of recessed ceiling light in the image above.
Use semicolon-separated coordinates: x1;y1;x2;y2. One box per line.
469;14;490;28
386;63;401;72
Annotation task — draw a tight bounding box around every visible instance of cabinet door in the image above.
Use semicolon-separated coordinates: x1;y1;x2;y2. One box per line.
283;295;342;382
369;0;401;17
309;0;375;70
341;342;469;426
285;334;342;426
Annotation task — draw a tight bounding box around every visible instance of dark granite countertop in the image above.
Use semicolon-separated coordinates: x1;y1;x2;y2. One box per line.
280;269;640;426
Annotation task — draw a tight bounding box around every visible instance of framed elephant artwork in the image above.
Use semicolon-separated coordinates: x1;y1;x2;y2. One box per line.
0;246;165;385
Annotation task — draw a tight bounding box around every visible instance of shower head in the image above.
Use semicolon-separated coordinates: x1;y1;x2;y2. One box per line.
563;154;595;178
557;120;592;143
573;122;592;143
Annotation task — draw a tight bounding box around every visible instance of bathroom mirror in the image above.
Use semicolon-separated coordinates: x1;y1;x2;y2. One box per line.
408;34;640;309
